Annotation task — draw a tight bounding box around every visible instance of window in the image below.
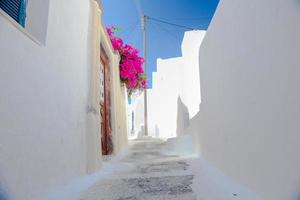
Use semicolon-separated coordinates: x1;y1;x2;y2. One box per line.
0;0;50;44
0;0;27;27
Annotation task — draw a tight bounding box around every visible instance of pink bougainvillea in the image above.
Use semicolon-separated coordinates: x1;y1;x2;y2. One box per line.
106;26;147;96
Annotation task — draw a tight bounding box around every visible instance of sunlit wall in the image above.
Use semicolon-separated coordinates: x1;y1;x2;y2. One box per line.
147;30;206;138
191;0;300;199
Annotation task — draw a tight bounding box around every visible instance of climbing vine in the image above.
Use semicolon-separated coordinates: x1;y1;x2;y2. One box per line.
106;27;147;97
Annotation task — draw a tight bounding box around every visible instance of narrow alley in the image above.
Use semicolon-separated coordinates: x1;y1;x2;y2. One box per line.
1;1;300;200
81;138;196;200
56;137;260;200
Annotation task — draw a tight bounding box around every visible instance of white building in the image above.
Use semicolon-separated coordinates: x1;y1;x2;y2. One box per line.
147;30;206;138
127;92;145;139
0;1;128;199
186;0;300;200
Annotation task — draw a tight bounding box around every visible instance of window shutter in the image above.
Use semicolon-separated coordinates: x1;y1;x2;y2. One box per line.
0;0;27;27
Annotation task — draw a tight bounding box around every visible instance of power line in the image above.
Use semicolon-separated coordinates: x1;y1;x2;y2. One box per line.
151;17;211;21
119;20;139;35
147;16;196;30
127;25;140;43
149;20;181;42
120;20;140;40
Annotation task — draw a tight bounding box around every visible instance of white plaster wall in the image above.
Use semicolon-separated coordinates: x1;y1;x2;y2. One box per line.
110;55;129;154
0;0;97;199
116;86;129;153
85;0;105;173
127;92;145;138
192;0;300;199
147;31;205;138
25;0;50;44
127;103;134;138
148;57;183;138
181;31;205;118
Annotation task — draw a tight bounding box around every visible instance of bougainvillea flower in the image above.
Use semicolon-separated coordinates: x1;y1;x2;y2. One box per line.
106;26;147;96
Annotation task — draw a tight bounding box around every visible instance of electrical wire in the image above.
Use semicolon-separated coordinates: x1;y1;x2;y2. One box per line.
119;20;140;39
126;22;141;42
147;16;195;30
154;17;211;21
149;20;181;42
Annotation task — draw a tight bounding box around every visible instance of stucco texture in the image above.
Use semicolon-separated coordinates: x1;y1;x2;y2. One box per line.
0;0;128;199
147;31;205;138
192;0;300;199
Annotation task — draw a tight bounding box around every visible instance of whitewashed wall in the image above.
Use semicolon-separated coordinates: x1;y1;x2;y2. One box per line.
127;92;145;138
85;0;102;174
181;31;205;118
0;1;90;199
110;53;129;155
147;31;205;138
0;1;128;199
148;57;183;138
192;0;300;199
25;0;50;44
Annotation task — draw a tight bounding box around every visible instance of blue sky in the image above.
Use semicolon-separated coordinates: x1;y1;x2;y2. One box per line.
102;0;219;87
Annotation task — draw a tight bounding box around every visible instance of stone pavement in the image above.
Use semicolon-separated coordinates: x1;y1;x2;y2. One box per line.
80;138;197;200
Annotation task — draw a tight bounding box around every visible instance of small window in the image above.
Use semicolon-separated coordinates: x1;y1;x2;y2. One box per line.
0;0;50;44
0;0;27;27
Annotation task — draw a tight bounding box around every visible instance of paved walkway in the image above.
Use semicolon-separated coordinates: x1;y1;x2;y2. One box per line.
45;137;262;200
81;138;197;200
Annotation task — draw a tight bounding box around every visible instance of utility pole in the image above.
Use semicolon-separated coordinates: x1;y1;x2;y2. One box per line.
141;15;148;137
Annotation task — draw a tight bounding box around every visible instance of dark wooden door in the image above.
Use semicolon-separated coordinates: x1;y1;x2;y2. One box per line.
100;48;113;155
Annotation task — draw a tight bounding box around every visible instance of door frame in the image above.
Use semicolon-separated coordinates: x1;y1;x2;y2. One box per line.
100;46;113;155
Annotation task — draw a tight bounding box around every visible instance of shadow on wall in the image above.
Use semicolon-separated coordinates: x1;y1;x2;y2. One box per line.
176;96;190;136
0;186;7;200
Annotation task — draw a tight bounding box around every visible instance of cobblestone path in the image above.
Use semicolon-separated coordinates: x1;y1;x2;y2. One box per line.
81;138;197;200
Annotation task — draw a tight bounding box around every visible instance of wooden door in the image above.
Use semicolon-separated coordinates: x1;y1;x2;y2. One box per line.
100;47;113;155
